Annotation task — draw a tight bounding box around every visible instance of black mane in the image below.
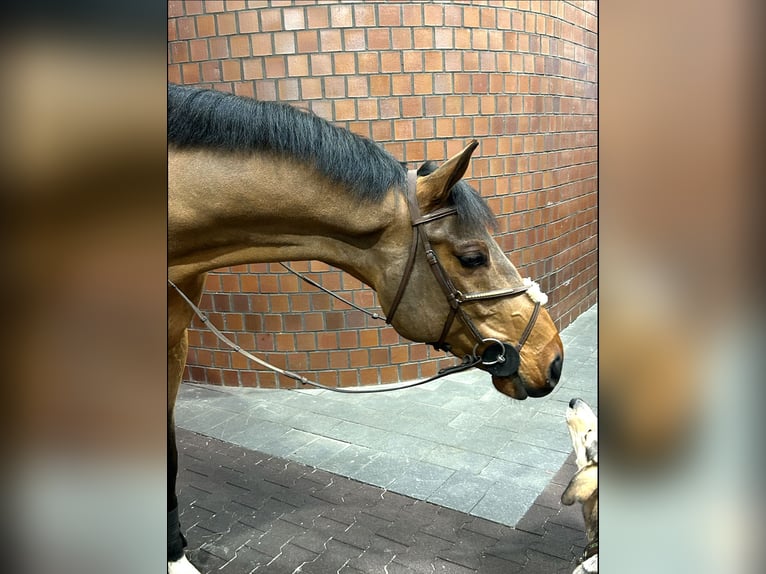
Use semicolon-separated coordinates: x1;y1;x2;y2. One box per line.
168;84;406;202
168;84;495;228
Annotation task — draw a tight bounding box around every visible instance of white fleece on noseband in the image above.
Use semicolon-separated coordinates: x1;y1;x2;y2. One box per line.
522;277;548;306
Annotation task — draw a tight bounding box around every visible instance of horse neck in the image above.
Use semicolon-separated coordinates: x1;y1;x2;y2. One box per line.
168;149;408;288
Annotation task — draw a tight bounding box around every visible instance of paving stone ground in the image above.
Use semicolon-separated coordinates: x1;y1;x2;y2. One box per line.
177;428;586;573
175;304;597;572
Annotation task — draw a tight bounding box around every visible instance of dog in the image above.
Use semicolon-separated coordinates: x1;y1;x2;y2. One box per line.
562;398;598;573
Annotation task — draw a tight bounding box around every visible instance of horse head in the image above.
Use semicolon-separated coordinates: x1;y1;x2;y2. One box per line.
380;142;564;400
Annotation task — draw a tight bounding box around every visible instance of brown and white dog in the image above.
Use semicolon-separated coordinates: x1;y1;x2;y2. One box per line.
562;398;598;574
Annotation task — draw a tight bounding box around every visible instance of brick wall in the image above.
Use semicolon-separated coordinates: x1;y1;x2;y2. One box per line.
168;0;598;388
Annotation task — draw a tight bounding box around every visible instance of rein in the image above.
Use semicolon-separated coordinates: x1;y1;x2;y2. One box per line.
168;277;480;393
168;169;542;393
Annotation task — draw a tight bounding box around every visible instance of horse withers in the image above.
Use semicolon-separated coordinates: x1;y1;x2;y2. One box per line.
167;84;563;571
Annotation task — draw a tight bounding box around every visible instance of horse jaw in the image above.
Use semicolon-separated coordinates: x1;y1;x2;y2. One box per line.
491;375;529;400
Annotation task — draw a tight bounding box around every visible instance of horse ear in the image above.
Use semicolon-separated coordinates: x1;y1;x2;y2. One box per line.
417;139;479;212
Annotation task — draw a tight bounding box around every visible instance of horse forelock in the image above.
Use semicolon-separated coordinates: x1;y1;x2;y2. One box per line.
416;161;497;232
167;84;406;203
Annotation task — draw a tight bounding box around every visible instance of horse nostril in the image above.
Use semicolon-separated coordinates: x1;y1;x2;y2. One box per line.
549;354;563;385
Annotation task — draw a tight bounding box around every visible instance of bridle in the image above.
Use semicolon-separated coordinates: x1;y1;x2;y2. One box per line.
168;169;543;392
385;170;541;378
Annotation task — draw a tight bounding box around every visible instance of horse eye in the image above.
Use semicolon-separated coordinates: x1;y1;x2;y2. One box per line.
457;252;487;268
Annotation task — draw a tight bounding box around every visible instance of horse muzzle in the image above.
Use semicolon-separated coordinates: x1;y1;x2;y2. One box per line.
488;338;563;400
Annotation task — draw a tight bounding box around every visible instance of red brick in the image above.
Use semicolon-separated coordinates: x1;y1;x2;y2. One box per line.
436;118;453;138
189;39;209;61
274;32;296;54
320;28;342;51
286;54;308;76
206;36;227;59
255;80;277;101
168;64;182;84
455;28;471;49
367;28;390;50
334;100;356;121
379;98;400;119
168;1;185;18
380;366;398;384
357;99;378;120
453;75;470;95
216;12;236;35
434;28;453;49
260;8;282;32
443;51;461;72
200;61;220;82
330;4;353;27
380;52;402;73
357;52;379;74
243;35;267;56
413;28;433;49
347;76;368;97
196;14;216;36
230;35;251;57
424;97;443;117
433;73;452;94
392;75;412;96
463;6;480;27
278;78;299;100
283;7;305;30
184;0;205;15
324;76;345;98
378;4;401;26
403;51;423;72
444;5;463;26
413;74;432;94
357;368;376;385
177;17;196;39
237;10;259;33
333;52;355;74
464;95;480;115
463;51;479;71
473;29;489;50
343;29;366;51
391;28;412;50
264;56;285;78
222;59;242;81
310;53;332;76
170;41;189;63
401;96;423;118
444;95;467;116
204;1;225;13
401;3;422;25
296;30;318;52
497;8;511;29
371;120;392;141
414;118;435;139
353;4;376;26
403;140;424;162
393;119;413;140
423;4;444;25
168;19;178;42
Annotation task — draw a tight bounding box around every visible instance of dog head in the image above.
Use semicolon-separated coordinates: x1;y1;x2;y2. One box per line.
562;398;598;572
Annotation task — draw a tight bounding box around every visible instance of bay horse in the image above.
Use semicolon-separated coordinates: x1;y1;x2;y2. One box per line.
168;84;563;573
